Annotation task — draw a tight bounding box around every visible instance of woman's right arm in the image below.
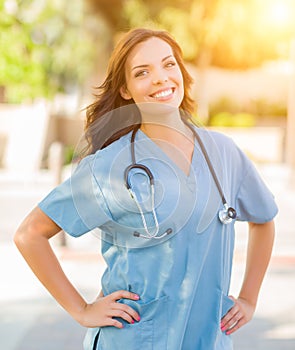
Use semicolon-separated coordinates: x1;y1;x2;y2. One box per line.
14;207;140;328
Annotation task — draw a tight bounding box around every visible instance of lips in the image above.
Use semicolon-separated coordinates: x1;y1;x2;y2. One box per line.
150;88;174;100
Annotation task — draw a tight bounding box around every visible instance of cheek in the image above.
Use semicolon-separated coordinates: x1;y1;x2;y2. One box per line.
179;79;185;99
170;68;184;88
176;70;184;87
130;81;151;97
174;72;184;95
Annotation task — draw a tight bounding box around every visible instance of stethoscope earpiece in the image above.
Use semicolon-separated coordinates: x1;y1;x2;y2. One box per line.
133;228;173;239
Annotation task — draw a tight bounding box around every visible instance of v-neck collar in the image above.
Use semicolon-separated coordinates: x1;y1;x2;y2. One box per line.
136;128;197;180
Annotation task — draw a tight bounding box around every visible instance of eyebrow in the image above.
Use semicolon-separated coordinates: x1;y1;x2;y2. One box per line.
131;55;174;71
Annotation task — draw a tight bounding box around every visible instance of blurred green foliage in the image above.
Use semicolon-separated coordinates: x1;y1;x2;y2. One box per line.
208;95;287;127
209;112;256;127
104;0;295;68
249;98;287;117
117;0;292;128
1;0;295;103
209;96;241;116
209;96;287;118
64;145;75;165
0;0;101;102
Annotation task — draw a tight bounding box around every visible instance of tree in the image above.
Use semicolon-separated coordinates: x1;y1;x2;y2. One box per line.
86;0;295;69
0;0;102;103
2;0;294;102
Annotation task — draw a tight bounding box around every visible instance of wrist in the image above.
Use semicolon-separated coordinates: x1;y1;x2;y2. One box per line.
69;300;89;325
237;294;257;309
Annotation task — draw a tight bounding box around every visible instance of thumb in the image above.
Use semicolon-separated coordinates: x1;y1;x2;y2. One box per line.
228;295;236;302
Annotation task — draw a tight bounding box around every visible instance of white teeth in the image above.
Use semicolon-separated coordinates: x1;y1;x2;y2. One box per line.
152;89;173;99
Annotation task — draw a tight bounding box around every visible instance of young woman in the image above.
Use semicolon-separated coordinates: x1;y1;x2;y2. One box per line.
14;28;277;350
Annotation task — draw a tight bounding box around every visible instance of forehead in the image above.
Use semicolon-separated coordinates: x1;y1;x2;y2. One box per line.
126;37;174;69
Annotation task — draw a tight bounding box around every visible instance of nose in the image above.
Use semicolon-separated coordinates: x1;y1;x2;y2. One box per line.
152;69;168;85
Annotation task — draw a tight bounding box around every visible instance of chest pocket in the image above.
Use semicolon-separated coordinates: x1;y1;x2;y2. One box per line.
99;157;198;248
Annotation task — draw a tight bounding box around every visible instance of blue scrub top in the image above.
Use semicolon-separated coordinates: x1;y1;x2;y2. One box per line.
39;127;278;350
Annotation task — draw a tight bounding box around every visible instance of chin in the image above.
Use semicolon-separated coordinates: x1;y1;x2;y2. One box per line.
137;101;179;117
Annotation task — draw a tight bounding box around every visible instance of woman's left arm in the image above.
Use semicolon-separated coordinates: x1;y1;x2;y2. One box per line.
221;220;275;335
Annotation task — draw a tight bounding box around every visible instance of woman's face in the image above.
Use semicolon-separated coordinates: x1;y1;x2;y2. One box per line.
120;37;184;109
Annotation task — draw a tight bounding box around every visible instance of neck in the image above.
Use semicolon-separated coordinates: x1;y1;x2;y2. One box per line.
140;108;191;140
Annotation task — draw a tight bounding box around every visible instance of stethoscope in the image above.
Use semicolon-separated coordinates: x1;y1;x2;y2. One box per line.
124;121;237;239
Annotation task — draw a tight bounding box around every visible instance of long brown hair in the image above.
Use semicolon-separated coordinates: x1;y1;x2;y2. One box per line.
84;28;196;155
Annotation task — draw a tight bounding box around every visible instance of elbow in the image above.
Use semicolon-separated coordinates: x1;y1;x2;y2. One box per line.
14;210;43;249
14;221;36;250
13;207;61;250
13;228;22;248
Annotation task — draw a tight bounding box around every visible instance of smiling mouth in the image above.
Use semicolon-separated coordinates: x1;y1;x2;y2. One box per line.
150;88;174;99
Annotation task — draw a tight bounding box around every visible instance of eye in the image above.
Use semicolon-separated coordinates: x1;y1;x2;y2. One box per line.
134;70;149;78
165;61;176;68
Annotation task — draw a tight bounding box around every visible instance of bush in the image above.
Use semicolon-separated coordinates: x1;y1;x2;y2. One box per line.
209;112;256;127
249;98;287;117
209;97;240;117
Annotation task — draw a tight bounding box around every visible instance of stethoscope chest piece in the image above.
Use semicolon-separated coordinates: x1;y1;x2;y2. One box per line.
218;204;237;224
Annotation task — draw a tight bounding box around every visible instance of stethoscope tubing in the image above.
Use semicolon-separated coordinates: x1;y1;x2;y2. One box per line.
125;120;237;239
183;120;227;206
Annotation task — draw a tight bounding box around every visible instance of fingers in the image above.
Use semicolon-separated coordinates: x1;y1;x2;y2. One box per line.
103;290;141;328
223;316;245;335
104;317;126;329
221;296;255;335
109;308;137;325
109;290;140;302
112;302;141;323
221;309;245;335
221;296;242;334
78;289;142;328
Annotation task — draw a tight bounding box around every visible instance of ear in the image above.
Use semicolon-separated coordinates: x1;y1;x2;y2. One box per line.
120;85;132;100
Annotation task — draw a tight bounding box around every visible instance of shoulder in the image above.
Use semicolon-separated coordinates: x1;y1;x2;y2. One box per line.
195;126;231;143
194;126;252;169
100;132;131;155
194;126;237;151
73;132;132;182
80;132;132;166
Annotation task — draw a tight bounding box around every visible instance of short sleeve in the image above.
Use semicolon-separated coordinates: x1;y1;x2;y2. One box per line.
235;156;278;223
38;155;112;237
